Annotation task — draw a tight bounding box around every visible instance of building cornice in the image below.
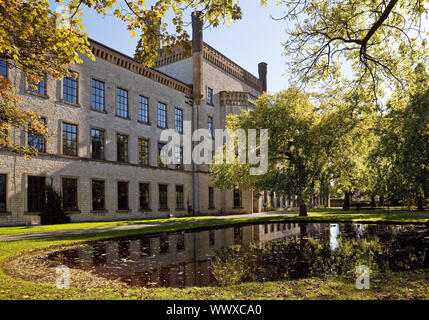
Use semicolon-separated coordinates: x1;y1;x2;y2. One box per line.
88;39;193;96
154;42;263;93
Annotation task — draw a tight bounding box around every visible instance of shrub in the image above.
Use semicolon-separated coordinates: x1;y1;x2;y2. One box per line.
39;185;71;225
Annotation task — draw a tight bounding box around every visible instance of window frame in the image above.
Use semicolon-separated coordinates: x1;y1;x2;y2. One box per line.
138;95;150;124
61;121;78;157
139;182;151;210
27;175;46;213
28;117;47;153
117;181;129;211
174;107;183;133
138;138;150;166
175;185;184;210
116;133;129;163
27;75;48;98
61;177;79;212
0;174;7;213
90;127;105;160
233;189;242;208
116;87;129;118
158;184;169;210
207;87;213;105
0;60;8;80
91;78;106;112
62;71;79;105
157;102;167;128
91;179;105;211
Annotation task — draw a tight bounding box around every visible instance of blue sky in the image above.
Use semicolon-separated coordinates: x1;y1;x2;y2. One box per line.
71;2;290;93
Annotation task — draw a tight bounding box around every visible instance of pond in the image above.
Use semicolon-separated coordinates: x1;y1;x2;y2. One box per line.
47;222;429;288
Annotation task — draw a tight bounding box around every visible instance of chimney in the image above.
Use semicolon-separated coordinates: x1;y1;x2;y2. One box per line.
258;62;267;92
192;11;204;105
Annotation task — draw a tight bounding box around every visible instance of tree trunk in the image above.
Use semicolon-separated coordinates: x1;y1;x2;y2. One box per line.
299;203;307;216
417;196;424;211
370;196;376;208
379;195;384;206
343;191;351;210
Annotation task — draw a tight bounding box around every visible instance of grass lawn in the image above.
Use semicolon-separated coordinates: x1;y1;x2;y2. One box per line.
0;225;428;300
0;207;427;237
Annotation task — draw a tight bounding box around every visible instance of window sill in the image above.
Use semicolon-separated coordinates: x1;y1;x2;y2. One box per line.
233;207;243;209
116;209;131;213
208;207;216;210
157;125;168;130
0;211;11;216
24;211;41;215
64;210;81;215
115;115;131;120
59;99;81;108
90;108;107;114
139;208;152;212
26;91;49;99
175;208;185;211
159;208;170;212
137;120;151;126
91;210;108;214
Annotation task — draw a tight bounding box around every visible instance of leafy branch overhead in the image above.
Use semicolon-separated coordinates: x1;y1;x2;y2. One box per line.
275;0;429;101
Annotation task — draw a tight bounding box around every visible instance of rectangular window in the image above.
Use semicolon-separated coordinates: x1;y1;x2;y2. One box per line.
233;189;242;208
0;60;7;79
176;185;184;209
91;128;105;160
175;146;183;169
62;178;78;211
28;176;45;212
116;88;128;118
117;134;128;162
117;181;129;210
62;122;78;156
28;77;46;96
0;174;6;212
138;95;149;123
138;138;149;166
28;118;46;153
92;180;105;211
158;102;167;128
175;108;183;133
209;229;215;246
159;184;168;209
158;142;166;167
91;79;105;112
234;227;242;244
208;116;213;138
160;236;169;254
208;187;214;209
207;87;213;105
140;238;151;256
264;224;268;234
63;73;78;104
177;233;185;251
139;183;150;210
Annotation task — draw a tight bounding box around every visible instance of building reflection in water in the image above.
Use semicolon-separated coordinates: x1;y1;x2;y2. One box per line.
49;222;423;288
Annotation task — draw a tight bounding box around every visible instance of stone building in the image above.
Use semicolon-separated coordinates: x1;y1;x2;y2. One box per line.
0;13;284;226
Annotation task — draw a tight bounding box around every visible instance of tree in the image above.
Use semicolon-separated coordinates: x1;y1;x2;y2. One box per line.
210;88;332;216
275;0;428;103
368;64;429;210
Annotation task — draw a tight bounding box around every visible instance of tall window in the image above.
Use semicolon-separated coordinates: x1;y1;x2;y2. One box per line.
116;88;128;118
207;87;213;105
117;134;128;162
138;95;149;123
158;102;167;128
175;108;183;133
209;187;214;209
91;128;105;160
92;180;105;211
62;122;78;156
0;174;6;212
0;60;7;79
159;184;168;209
63;73;78;104
28;77;46;96
117;181;129;210
62;178;78;211
28;176;45;212
28;118;46;153
175;146;183;169
139;183;150;209
233;189;242;208
208;116;213;138
91;79;105;112
176;185;184;209
158;142;166;167
138;138;149;165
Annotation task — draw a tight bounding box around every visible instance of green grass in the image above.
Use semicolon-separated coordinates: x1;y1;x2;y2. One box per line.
0;207;427;237
0;216;216;236
0;224;428;300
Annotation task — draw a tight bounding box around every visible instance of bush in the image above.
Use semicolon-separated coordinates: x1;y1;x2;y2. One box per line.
39;185;71;225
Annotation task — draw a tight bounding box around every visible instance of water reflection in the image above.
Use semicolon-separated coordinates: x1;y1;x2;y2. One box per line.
47;222;429;288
